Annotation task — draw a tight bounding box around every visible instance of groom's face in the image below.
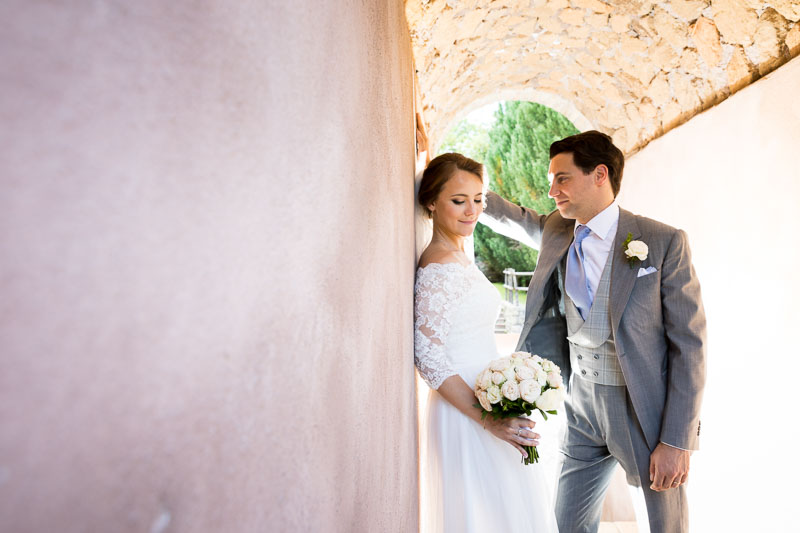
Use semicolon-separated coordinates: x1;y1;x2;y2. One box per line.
547;152;602;223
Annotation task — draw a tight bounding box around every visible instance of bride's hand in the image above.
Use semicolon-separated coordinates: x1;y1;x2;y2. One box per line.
483;417;540;457
433;376;540;457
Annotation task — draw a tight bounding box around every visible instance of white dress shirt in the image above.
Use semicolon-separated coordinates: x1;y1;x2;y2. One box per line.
574;202;619;303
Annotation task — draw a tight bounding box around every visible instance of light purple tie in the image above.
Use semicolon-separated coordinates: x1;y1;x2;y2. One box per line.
566;224;593;320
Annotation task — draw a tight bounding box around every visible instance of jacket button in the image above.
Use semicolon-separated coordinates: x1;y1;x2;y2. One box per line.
577;354;583;360
581;369;587;375
593;354;599;360
593;371;599;377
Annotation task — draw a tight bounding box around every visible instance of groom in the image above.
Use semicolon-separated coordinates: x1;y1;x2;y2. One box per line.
481;131;706;532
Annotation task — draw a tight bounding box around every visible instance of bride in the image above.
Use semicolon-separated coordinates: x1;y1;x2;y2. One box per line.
415;152;558;533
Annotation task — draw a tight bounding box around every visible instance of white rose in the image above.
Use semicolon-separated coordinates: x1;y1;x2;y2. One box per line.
515;365;534;381
531;354;543;363
501;380;520;401
625;240;648;261
487;385;502;404
491;371;506;385
476;390;492;412
518;379;542;403
511;351;531;359
476;369;492;390
524;358;542;370
533;367;548;386
541;360;554;372
490;358;511;372
546;371;563;388
536;387;566;411
502;365;517;383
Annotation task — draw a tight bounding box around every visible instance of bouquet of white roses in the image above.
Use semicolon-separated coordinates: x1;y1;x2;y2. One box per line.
474;351;567;465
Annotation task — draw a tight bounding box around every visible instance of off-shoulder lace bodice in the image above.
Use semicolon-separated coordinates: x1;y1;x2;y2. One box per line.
414;262;502;389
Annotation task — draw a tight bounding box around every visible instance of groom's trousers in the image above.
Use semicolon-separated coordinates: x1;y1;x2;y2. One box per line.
554;375;688;533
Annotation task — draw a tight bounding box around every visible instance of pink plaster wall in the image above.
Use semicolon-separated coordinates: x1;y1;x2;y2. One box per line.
0;1;418;531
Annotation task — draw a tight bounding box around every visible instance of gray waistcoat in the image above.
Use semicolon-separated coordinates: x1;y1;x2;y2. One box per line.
565;247;626;386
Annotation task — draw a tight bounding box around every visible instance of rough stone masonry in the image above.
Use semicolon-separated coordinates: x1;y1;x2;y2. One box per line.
407;0;800;154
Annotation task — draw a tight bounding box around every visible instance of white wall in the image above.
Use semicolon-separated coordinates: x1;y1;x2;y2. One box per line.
618;55;800;532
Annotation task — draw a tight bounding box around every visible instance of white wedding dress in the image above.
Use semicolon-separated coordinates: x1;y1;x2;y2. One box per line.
415;262;558;533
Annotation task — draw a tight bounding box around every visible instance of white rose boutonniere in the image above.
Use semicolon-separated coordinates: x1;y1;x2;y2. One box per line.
622;232;648;269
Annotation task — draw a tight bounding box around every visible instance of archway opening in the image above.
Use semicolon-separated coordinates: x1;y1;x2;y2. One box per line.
434;100;639;527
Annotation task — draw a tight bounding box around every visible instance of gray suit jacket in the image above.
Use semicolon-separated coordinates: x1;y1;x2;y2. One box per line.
482;192;706;451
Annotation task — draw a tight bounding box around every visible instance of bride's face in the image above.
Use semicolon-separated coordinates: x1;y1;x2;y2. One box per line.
428;169;484;237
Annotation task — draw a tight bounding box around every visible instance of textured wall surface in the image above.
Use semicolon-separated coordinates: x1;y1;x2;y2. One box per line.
408;0;800;154
618;55;800;532
0;1;418;531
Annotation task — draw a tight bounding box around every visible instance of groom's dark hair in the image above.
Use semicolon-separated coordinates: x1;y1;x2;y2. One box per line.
550;131;625;197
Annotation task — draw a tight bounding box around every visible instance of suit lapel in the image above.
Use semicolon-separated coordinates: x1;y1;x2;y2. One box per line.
610;208;641;336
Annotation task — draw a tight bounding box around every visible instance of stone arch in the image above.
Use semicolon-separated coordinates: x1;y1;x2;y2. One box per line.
407;0;800;155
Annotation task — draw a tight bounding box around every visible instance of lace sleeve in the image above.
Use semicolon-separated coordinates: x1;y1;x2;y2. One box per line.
414;264;470;389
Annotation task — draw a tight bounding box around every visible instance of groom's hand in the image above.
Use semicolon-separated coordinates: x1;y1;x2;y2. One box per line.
415;112;429;163
649;442;691;492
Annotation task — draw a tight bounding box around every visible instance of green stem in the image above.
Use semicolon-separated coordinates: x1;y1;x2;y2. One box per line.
523;445;540;466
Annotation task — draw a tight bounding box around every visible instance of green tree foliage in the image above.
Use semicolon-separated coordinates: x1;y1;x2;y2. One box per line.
437;119;490;162
476;101;579;281
437;101;578;282
486;101;579;214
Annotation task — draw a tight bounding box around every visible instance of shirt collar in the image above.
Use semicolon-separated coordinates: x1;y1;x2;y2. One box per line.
575;201;619;241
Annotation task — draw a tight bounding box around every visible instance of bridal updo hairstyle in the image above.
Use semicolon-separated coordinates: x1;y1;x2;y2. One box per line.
418;152;484;218
549;130;625;197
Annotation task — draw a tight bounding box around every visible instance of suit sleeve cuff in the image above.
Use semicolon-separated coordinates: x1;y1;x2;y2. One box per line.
660;440;692;452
